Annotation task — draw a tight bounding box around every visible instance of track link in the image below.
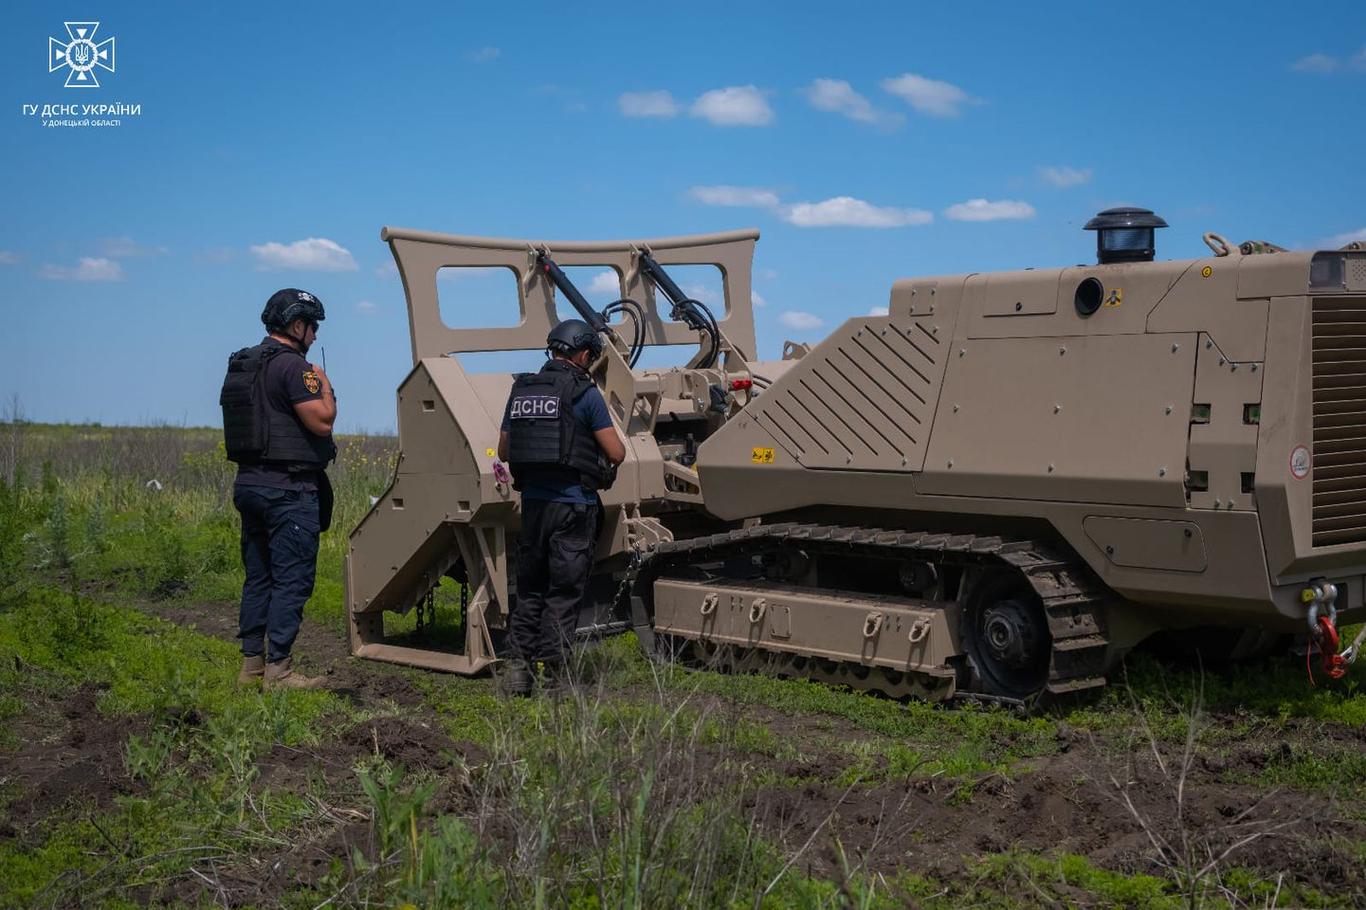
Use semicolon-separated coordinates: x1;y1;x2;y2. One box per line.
626;522;1113;702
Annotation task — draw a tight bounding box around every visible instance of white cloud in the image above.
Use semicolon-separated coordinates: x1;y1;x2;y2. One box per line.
690;186;934;230
374;261;398;277
100;236;167;257
249;237;358;272
356;300;379;315
1039;166;1092;188
683;283;721;306
803;78;901;127
1325;228;1366;248
1292;53;1339;73
783;196;933;229
690;85;774;127
1291;45;1366;73
868;306;889;316
619;90;679;118
779;310;824;331
39;257;123;281
0;251;20;265
881;73;978;117
588;270;621;295
757;267;778;281
437;265;503;281
944;198;1036;222
467;46;500;63
752;291;767;309
688;185;782;209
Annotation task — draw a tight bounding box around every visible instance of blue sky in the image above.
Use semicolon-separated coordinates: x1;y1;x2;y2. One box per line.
1;1;1362;432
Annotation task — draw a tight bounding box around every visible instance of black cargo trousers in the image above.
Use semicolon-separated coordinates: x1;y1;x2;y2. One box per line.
510;498;602;667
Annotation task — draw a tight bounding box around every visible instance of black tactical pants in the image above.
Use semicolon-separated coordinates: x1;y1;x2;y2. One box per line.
233;484;320;662
511;499;601;665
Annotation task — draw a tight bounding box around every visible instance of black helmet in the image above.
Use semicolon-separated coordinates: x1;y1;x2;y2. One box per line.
261;288;326;332
546;319;603;358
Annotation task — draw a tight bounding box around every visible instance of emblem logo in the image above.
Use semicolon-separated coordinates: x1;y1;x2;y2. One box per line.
302;371;321;395
1290;445;1311;480
49;22;115;88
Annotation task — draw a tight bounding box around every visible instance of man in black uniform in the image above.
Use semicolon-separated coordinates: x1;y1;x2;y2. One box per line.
220;289;337;689
497;319;626;695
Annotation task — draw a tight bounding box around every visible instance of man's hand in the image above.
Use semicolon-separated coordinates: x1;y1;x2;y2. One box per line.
309;364;336;400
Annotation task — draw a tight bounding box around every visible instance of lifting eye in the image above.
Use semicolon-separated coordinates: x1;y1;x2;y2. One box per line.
1075;277;1103;317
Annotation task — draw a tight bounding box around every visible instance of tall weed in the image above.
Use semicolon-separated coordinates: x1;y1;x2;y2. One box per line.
0;471;38;609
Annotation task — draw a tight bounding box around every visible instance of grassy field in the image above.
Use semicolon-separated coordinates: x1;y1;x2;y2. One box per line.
2;420;1365;909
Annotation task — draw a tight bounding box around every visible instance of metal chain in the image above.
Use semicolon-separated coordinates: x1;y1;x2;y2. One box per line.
416;588;436;636
610;543;646;617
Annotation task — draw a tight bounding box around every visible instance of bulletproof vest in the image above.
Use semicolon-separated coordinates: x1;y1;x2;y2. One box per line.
506;359;612;492
219;339;336;471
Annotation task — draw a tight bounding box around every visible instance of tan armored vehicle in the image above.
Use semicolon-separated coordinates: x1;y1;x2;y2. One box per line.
344;210;1366;700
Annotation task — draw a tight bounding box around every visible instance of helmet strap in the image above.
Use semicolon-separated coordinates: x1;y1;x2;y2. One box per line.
287;321;311;356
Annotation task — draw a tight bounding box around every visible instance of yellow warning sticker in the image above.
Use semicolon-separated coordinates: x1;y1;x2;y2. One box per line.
1201;265;1213;278
751;447;775;464
486;447;497;458
1103;288;1123;308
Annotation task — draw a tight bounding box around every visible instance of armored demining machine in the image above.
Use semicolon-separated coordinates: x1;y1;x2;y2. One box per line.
344;210;1366;702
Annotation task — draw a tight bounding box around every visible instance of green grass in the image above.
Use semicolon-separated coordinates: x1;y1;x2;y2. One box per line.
1069;652;1366;731
2;420;1365;907
647;655;1062;786
0;586;336;728
960;852;1343;910
3;423;397;633
0;581;361;905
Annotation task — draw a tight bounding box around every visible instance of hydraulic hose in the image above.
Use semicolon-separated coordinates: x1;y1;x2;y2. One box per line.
602;297;646;367
637;252;722;369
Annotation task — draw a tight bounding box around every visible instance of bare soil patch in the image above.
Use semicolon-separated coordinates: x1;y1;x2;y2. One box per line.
220;715;485;904
751;726;1366;896
148;600;353;668
0;682;146;835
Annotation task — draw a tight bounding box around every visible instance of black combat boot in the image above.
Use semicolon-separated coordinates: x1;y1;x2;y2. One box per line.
501;659;533;697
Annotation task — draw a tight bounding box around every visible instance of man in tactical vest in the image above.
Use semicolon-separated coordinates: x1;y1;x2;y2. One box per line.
497;319;626;695
219;288;337;689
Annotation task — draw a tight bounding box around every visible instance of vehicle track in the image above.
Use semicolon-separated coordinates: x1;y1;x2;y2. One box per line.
626;522;1115;703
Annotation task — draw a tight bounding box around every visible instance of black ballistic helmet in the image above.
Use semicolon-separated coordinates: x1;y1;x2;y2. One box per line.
261;288;326;332
546;319;603;358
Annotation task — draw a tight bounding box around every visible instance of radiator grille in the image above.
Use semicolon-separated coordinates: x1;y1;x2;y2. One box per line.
1350;258;1366;291
1312;296;1366;546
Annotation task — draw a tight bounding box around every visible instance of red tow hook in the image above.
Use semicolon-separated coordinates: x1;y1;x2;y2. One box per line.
1307;615;1349;685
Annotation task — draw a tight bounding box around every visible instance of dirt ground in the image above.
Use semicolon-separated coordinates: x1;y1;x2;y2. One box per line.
4;597;1364;906
754;732;1365;893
